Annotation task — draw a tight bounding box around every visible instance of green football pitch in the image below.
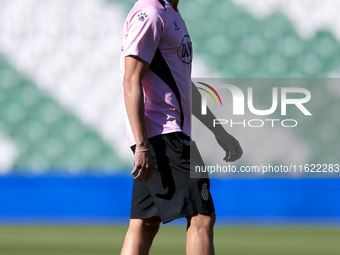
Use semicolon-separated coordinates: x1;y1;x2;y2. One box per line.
0;225;340;255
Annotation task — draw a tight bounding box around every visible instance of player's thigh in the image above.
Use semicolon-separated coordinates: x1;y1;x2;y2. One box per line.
128;216;162;234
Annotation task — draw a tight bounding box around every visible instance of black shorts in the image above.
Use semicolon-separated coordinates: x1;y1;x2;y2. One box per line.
130;132;215;224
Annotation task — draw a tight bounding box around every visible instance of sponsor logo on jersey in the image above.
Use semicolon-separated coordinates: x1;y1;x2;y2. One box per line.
177;35;192;64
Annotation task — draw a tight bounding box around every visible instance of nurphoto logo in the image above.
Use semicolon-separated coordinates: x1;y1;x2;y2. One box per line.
196;83;312;128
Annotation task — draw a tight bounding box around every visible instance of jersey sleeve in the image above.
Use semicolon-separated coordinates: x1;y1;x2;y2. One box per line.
123;7;164;64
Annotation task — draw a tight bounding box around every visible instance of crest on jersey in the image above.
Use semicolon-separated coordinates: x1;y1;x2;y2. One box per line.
201;183;209;201
177;35;192;64
138;13;148;22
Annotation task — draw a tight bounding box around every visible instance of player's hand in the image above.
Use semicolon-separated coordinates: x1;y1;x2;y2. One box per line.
214;129;243;162
131;149;154;182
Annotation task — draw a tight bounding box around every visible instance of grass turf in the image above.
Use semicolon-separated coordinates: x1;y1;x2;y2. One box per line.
0;226;340;255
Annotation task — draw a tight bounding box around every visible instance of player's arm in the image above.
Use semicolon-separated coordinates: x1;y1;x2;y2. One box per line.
123;55;154;182
191;81;243;162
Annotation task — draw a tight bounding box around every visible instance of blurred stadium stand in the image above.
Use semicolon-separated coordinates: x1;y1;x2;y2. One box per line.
0;0;340;223
0;54;126;173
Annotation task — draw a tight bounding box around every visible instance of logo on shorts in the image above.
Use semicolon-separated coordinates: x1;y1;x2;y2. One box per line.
201;183;209;201
138;13;148;22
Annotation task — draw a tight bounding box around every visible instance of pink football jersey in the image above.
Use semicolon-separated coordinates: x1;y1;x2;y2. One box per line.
121;0;192;146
